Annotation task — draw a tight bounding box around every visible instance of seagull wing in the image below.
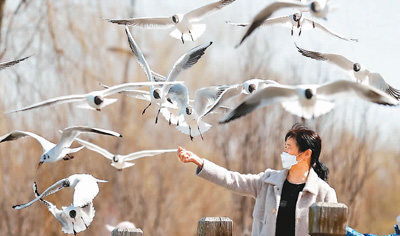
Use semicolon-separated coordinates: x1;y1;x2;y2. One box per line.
0;130;55;152
367;72;400;100
12;178;68;209
124;26;153;82
123;149;178;162
295;44;355;72
238;1;308;45
185;0;236;22
166;42;212;82
5;94;86;113
106;16;174;29
73;178;99;207
195;84;241;118
74;138;114;160
220;85;297;123
59;126;122;148
227;15;292;28
101;81;175;97
164;42;212;93
167;83;189;110
0;55;32;70
99;83;152;101
317;80;399;105
308;19;358;42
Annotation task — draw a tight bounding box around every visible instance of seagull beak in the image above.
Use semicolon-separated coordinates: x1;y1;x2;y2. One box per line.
37;161;44;169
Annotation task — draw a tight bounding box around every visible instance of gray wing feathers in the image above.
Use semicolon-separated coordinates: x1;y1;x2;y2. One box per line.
106;17;174;29
186;0;236;22
124;26;153;82
0;55;31;70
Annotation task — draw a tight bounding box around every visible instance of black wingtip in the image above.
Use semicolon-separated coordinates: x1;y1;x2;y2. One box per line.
12;205;19;209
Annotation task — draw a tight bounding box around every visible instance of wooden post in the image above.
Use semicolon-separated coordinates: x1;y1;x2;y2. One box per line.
111;228;143;236
309;202;348;236
198;217;233;236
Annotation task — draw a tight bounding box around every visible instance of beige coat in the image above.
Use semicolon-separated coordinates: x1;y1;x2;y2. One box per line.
197;159;337;236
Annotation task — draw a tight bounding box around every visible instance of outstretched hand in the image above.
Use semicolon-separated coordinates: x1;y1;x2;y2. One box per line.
177;146;204;167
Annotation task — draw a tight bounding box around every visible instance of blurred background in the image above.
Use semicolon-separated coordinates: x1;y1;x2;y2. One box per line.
0;0;399;235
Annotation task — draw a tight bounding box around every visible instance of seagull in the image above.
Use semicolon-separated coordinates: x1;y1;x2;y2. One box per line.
227;12;357;41
0;126;122;169
33;182;95;235
5;81;178;113
219;80;399;123
0;55;31;70
105;221;136;232
106;0;236;44
237;0;333;46
123;25;212;123
13;173;107;210
75;137;177;170
193;79;279;117
295;44;400;100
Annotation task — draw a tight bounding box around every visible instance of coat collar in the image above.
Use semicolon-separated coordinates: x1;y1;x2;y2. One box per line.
263;168;320;195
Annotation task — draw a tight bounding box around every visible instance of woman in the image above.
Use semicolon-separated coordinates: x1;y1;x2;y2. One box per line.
177;124;337;236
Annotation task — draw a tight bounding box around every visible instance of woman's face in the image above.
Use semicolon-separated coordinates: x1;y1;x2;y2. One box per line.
284;137;301;157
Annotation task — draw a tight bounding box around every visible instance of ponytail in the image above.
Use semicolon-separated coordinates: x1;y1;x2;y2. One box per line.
312;160;329;182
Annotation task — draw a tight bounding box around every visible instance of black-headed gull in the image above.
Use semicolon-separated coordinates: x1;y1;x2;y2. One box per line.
106;0;236;44
197;79;279;116
296;45;400;100
228;12;357;41
5;81;177;113
13;173;107;210
0;55;31;70
0;126;122;168
220;80;399;123
238;0;333;46
165;83;232;140
105;221;136;232
33;182;95;235
75;137;177;170
123;26;212;123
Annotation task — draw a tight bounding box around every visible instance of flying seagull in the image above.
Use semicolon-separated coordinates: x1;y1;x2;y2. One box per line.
296;44;400;100
5;81;178;113
106;0;236;44
75;137;177;170
33;182;95;235
237;0;333;46
0;126;122;168
123;26;212;123
0;55;31;70
220;80;399;123
227;12;357;41
13;174;107;210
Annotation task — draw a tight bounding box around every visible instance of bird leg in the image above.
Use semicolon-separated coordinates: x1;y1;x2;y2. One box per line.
155;107;161;124
291;26;294;36
142;102;151;115
181;34;185;44
189;126;194;141
198;126;204;141
168;113;172;126
189;30;194;41
299;27;302;36
312;21;315;28
72;222;77;236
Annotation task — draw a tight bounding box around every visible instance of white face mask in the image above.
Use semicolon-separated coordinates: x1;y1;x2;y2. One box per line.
280;152;303;170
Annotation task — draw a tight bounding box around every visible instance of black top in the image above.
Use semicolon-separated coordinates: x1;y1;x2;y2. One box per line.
275;179;306;236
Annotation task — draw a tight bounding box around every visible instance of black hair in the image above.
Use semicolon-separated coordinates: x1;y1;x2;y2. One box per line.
285;123;329;181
